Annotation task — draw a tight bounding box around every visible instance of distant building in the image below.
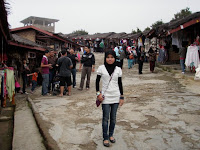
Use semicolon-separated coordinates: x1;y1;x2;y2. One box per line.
20;16;59;33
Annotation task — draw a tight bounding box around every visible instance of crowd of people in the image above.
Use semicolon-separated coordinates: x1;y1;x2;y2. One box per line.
21;45;96;97
113;43;157;74
19;41;200;147
21;42;160;97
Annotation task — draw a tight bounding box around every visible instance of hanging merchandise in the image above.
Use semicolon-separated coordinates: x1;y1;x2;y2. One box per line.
171;32;182;48
0;67;15;108
5;68;15;101
194;64;200;80
144;38;150;53
185;45;200;68
138;38;143;48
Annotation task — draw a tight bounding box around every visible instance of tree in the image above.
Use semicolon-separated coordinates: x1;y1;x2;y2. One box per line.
171;7;192;21
143;27;151;32
151;20;164;29
132;27;142;34
72;29;88;35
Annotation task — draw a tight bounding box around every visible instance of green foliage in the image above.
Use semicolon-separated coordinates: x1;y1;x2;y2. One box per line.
171;7;192;21
72;29;88;35
132;27;142;34
143;27;151;32
151;20;164;29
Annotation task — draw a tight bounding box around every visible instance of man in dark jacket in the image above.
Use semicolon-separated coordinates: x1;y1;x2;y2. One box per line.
78;46;95;90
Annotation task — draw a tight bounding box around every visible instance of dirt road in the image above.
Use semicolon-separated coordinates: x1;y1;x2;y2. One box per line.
29;53;200;150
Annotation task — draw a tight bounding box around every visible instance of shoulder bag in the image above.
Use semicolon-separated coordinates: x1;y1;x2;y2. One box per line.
96;68;115;107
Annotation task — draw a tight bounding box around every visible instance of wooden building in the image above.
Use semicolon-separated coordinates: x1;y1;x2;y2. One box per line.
10;25;80;51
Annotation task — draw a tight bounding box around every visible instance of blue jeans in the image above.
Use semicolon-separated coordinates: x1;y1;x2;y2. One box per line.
71;68;76;87
128;59;133;69
102;103;119;141
48;70;55;91
31;80;37;92
42;74;49;95
22;75;27;93
180;59;185;72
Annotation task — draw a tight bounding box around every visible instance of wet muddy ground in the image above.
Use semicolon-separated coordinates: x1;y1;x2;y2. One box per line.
29;53;200;150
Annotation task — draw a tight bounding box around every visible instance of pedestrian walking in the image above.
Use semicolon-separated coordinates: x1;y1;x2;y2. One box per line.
114;46;121;68
27;69;39;93
21;58;30;94
96;50;124;147
41;50;52;96
48;50;57;92
119;46;126;69
68;48;79;88
132;46;137;65
127;47;134;69
138;46;145;74
78;45;95;90
148;47;157;73
178;43;187;74
57;50;73;96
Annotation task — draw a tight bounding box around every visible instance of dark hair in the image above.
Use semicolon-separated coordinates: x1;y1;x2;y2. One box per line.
58;52;61;58
22;58;26;61
85;45;90;49
44;49;49;54
33;68;39;72
61;50;67;55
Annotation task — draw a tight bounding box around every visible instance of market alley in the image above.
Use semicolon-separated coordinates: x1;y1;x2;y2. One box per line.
25;53;200;150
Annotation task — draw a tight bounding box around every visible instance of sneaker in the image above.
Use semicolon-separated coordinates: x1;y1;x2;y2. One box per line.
78;88;83;91
24;92;29;94
182;72;185;74
43;93;51;96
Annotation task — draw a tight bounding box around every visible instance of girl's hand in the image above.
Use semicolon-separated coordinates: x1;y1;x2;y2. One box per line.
97;94;104;101
119;99;124;106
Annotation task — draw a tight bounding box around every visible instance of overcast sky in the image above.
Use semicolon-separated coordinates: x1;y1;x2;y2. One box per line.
7;0;200;34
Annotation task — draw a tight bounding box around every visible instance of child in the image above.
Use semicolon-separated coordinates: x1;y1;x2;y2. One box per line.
128;51;134;69
27;69;38;93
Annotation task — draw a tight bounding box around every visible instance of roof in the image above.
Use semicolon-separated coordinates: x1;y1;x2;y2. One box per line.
12;34;44;48
121;33;142;39
65;32;115;40
167;11;200;35
20;16;59;24
9;34;45;51
0;0;11;41
107;32;126;39
10;26;80;47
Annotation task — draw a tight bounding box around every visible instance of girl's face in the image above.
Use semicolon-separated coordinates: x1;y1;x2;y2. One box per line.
106;54;115;65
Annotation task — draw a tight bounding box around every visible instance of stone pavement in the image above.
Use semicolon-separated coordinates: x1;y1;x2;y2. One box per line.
0;101;14;150
1;53;199;150
12;94;45;150
25;54;200;150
